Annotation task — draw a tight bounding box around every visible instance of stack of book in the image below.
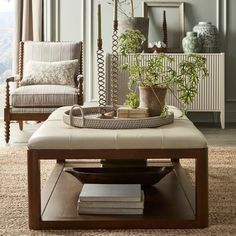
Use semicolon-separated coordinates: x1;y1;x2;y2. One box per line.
117;106;149;118
78;184;144;215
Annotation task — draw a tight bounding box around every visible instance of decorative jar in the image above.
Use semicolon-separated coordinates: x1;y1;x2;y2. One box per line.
193;22;218;53
182;32;202;53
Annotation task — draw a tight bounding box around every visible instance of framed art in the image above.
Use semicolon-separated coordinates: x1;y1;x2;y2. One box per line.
142;1;185;51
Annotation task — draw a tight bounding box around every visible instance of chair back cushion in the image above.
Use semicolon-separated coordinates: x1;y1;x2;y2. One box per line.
22;41;82;86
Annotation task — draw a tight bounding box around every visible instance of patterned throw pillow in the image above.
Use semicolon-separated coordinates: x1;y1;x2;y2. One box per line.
20;59;79;87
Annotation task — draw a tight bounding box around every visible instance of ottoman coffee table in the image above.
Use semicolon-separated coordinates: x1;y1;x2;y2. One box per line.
27;106;208;230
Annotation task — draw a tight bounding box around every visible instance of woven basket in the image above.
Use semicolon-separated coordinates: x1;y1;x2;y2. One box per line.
63;105;174;129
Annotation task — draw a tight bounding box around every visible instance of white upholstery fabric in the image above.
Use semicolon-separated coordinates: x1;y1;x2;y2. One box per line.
28;106;207;150
23;41;82;76
11;85;78;107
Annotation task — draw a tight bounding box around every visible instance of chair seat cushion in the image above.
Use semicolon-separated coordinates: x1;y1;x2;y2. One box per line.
11;85;78;107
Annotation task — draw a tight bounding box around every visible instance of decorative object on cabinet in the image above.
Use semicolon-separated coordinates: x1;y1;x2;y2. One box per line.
119;29;208;116
162;10;168;48
106;53;225;128
148;41;167;53
193;22;218;53
109;0;149;52
142;1;184;52
182;32;202;53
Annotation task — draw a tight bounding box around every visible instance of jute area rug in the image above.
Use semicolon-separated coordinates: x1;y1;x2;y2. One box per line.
0;147;235;236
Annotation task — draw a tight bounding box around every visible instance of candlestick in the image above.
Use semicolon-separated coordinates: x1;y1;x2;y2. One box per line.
98;4;101;39
114;0;118;21
162;10;168;48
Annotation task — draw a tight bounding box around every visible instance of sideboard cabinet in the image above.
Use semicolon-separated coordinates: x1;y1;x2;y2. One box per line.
106;53;225;128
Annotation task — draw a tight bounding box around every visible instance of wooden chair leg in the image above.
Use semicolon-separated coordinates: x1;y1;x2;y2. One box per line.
19;121;23;130
5;121;10;143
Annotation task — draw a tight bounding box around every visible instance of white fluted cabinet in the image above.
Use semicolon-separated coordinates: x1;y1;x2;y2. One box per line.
106;53;225;128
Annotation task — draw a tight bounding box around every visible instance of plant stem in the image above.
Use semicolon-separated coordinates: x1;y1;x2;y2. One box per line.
130;0;134;17
167;85;184;111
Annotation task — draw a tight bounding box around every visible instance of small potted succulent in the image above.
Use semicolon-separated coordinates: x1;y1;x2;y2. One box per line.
119;29;209;116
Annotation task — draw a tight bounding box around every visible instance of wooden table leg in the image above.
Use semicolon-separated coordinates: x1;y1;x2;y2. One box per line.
195;149;208;227
27;150;41;229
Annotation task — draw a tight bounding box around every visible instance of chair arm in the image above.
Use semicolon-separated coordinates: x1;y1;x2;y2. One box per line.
6;74;20;83
77;75;84;105
6;77;15;83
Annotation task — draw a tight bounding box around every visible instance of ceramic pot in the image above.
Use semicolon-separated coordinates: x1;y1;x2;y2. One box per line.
193;22;218;53
139;86;167;116
182;32;202;53
119;17;149;52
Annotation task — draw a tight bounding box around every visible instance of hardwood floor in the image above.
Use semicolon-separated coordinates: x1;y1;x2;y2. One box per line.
196;123;236;147
0;120;236;147
0;121;42;147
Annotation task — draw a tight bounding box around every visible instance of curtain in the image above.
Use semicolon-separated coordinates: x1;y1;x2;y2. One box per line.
13;0;44;73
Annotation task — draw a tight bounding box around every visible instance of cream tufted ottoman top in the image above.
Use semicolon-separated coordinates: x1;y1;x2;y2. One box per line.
28;106;207;150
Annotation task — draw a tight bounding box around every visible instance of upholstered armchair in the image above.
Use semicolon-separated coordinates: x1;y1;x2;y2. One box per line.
4;41;83;143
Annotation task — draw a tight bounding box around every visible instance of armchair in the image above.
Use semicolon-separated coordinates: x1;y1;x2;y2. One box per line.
4;41;83;143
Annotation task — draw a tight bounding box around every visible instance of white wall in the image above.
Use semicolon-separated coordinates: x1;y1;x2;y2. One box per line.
58;0;84;41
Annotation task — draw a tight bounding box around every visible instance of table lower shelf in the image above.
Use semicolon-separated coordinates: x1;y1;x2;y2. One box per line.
40;162;198;229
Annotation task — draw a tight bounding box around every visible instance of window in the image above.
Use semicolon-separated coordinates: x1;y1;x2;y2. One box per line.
0;0;14;118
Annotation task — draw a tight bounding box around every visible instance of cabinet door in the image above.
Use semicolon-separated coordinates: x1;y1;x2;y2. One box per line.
166;54;224;112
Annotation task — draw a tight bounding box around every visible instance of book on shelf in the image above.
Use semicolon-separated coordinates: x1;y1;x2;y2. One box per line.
79;184;142;202
78;191;144;209
78;207;143;215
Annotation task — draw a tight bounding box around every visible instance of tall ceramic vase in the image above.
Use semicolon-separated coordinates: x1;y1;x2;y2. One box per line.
119;17;149;52
193;22;218;53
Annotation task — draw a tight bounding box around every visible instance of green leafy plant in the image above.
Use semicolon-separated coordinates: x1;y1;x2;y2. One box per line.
124;91;139;108
119;29;209;115
119;28;145;54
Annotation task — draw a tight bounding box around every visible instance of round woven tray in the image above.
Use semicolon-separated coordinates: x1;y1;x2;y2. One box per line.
63;105;174;129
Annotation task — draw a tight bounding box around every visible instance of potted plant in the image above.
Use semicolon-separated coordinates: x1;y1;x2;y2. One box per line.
119;29;209;116
108;0;149;52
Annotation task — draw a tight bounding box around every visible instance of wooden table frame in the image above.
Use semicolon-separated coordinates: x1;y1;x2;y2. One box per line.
27;148;208;230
